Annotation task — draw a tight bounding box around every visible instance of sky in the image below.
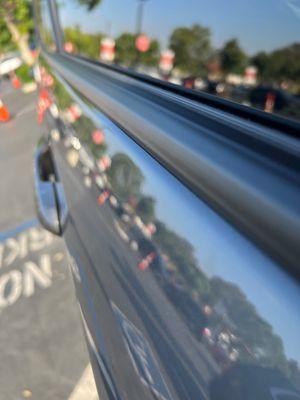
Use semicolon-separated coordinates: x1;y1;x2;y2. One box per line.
59;0;300;54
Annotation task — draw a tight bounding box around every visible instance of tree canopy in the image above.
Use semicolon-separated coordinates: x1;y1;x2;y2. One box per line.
0;0;34;63
220;39;248;75
136;196;155;224
115;32;159;67
252;43;300;84
170;24;212;76
64;26;103;59
107;153;144;203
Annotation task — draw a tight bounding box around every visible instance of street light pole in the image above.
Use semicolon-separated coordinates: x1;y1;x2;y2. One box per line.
135;0;149;66
135;0;149;35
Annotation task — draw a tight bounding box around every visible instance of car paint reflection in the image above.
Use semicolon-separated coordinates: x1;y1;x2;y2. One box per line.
40;57;300;400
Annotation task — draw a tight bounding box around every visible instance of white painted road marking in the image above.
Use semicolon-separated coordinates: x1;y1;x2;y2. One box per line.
0;227;53;269
0;225;60;311
68;364;98;400
0;254;53;309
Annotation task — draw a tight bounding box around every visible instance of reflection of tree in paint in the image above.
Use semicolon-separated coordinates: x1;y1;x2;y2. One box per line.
107;153;144;203
207;278;287;370
136;196;155;224
149;220;300;385
154;220;209;295
73;115;107;159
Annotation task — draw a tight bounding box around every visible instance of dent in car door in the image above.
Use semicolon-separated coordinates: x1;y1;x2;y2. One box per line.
38;57;300;400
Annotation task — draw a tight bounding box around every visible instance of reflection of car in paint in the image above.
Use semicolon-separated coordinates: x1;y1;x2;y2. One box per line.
210;364;300;400
33;1;300;399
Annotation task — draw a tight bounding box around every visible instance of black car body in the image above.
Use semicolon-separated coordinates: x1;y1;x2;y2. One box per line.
33;1;300;399
249;86;291;110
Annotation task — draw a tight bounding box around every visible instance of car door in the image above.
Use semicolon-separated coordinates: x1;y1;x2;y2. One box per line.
33;1;300;399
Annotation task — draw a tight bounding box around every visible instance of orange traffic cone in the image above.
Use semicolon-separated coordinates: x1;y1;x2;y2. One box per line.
10;72;22;89
0;100;10;122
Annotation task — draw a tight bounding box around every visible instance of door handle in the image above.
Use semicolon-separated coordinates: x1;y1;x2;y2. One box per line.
34;142;68;235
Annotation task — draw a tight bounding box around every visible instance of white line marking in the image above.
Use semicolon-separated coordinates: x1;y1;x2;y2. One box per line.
68;364;98;400
15;105;36;119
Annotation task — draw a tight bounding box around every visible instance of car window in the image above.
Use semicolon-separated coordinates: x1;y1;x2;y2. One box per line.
35;0;56;51
56;0;300;122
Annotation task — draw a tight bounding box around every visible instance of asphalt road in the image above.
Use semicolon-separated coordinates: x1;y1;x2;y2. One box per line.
0;81;98;400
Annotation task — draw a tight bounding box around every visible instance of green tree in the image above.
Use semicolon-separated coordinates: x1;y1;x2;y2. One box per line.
115;33;136;67
64;26;103;59
220;39;248;75
140;39;160;67
251;43;300;86
0;0;34;64
115;32;159;67
169;24;212;76
0;17;15;52
136;196;155;224
268;43;300;83
251;51;270;80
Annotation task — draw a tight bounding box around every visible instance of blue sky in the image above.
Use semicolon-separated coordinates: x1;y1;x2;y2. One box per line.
59;0;300;54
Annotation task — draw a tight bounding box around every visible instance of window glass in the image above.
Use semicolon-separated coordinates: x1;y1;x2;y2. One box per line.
36;0;56;51
57;0;300;122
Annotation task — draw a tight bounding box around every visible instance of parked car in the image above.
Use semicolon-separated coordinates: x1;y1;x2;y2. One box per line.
249;86;292;111
33;1;300;399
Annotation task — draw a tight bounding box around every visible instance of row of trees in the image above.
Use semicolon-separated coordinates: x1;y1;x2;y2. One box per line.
252;43;300;83
64;24;300;86
1;0;299;88
63;27;161;67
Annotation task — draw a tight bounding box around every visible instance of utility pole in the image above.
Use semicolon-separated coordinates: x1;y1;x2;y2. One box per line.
135;0;149;66
135;0;149;35
105;20;112;37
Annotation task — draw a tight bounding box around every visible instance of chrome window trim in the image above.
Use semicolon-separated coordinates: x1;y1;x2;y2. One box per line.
42;51;300;276
48;0;64;52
